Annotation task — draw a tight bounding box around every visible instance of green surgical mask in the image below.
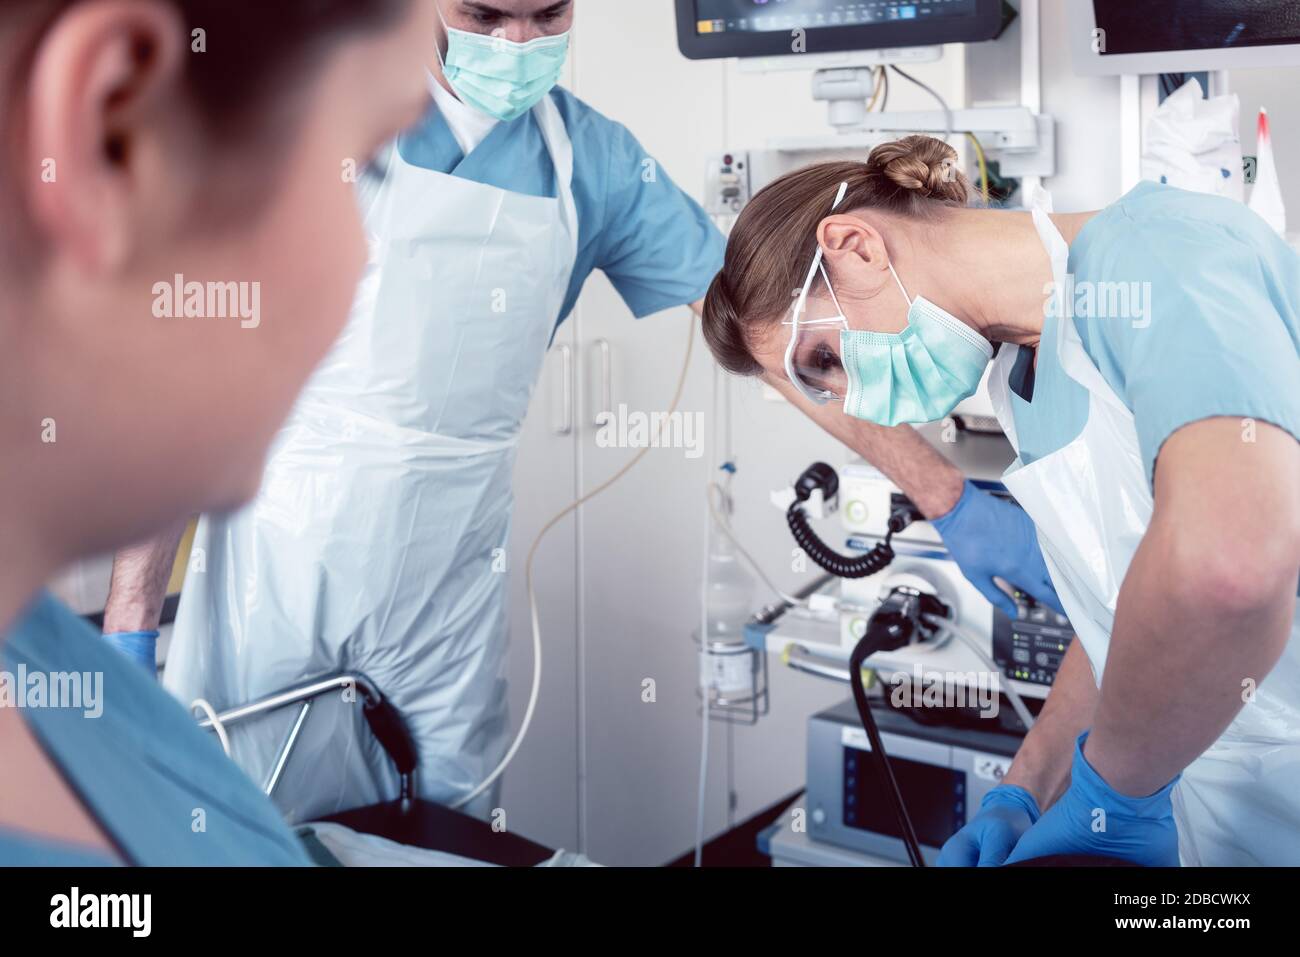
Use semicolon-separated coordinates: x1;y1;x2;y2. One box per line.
839;265;994;426
436;5;570;123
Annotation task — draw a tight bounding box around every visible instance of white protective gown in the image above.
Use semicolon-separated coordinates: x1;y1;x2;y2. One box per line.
987;191;1300;865
163;95;578;822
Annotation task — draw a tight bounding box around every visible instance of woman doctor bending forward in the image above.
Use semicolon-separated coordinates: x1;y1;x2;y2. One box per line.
702;135;1300;866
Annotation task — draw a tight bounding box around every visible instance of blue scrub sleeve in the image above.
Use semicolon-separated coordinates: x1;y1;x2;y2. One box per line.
4;594;312;866
1080;224;1300;487
593;122;724;318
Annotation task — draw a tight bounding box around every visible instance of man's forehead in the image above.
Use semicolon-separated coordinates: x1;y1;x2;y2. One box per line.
457;0;572;16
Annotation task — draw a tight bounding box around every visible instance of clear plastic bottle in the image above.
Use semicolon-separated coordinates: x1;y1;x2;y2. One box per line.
704;528;755;641
700;514;758;701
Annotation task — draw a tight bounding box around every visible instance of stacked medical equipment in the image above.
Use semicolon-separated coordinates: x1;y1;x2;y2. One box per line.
745;435;1074;863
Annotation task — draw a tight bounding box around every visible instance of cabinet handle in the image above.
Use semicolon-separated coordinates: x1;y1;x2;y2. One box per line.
555;344;573;435
593;338;613;427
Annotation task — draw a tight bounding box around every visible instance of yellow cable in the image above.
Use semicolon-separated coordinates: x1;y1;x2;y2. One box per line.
866;66;885;113
965;131;990;205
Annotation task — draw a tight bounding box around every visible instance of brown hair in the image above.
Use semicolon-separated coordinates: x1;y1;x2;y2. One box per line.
703;135;971;377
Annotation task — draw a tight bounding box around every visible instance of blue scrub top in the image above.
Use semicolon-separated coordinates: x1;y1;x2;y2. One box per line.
1009;181;1300;487
397;86;725;328
0;594;311;866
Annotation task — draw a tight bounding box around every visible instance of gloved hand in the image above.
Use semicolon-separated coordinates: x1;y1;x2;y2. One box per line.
1005;732;1180;867
929;480;1064;617
102;630;159;675
938;784;1040;866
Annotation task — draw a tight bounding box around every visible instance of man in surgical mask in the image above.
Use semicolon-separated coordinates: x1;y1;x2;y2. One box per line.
434;0;573;121
99;0;731;820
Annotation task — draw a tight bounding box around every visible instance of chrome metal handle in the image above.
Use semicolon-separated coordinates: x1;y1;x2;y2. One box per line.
555;344;573;435
593;338;612;427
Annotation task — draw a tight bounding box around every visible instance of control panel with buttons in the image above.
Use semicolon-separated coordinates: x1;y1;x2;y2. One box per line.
991;590;1074;686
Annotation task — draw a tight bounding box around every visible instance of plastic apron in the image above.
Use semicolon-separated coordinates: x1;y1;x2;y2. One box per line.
987;191;1300;866
163;94;578;823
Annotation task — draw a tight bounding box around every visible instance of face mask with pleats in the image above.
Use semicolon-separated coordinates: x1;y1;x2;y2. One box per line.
839;263;993;426
435;4;570;122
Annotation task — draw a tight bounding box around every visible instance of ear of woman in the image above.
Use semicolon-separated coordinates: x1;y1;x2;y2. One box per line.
817;212;905;329
24;0;188;272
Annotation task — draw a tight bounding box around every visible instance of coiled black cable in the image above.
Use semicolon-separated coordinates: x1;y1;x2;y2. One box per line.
784;462;919;579
787;505;897;579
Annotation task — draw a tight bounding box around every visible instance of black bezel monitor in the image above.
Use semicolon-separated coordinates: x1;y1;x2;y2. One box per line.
1068;0;1300;76
675;0;1009;60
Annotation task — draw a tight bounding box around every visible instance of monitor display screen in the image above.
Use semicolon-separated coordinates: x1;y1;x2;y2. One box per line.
842;746;965;850
692;0;979;36
676;0;1005;59
1093;0;1300;56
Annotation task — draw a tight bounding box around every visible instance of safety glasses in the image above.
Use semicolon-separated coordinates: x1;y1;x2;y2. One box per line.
783;182;850;405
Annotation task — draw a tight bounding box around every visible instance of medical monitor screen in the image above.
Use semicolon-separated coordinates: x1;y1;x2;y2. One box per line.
1093;1;1300;56
692;0;979;35
675;0;1007;59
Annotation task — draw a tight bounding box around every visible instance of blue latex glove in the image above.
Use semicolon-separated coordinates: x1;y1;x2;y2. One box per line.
938;784;1040;866
1005;732;1181;867
102;630;159;675
930;480;1064;617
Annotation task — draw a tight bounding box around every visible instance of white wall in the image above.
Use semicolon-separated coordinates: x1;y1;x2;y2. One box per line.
1039;0;1122;208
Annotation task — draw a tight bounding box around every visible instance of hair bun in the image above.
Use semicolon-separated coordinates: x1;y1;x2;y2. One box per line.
866;134;967;204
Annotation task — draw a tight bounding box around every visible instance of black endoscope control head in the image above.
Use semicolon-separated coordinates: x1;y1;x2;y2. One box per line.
866;585;951;652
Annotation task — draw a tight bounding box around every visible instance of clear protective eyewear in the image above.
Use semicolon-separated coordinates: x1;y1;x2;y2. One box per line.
783;181;851;405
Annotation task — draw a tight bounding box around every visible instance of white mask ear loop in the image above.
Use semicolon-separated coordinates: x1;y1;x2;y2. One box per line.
434;1;453;71
791;254;821;323
887;261;913;308
817;262;849;328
